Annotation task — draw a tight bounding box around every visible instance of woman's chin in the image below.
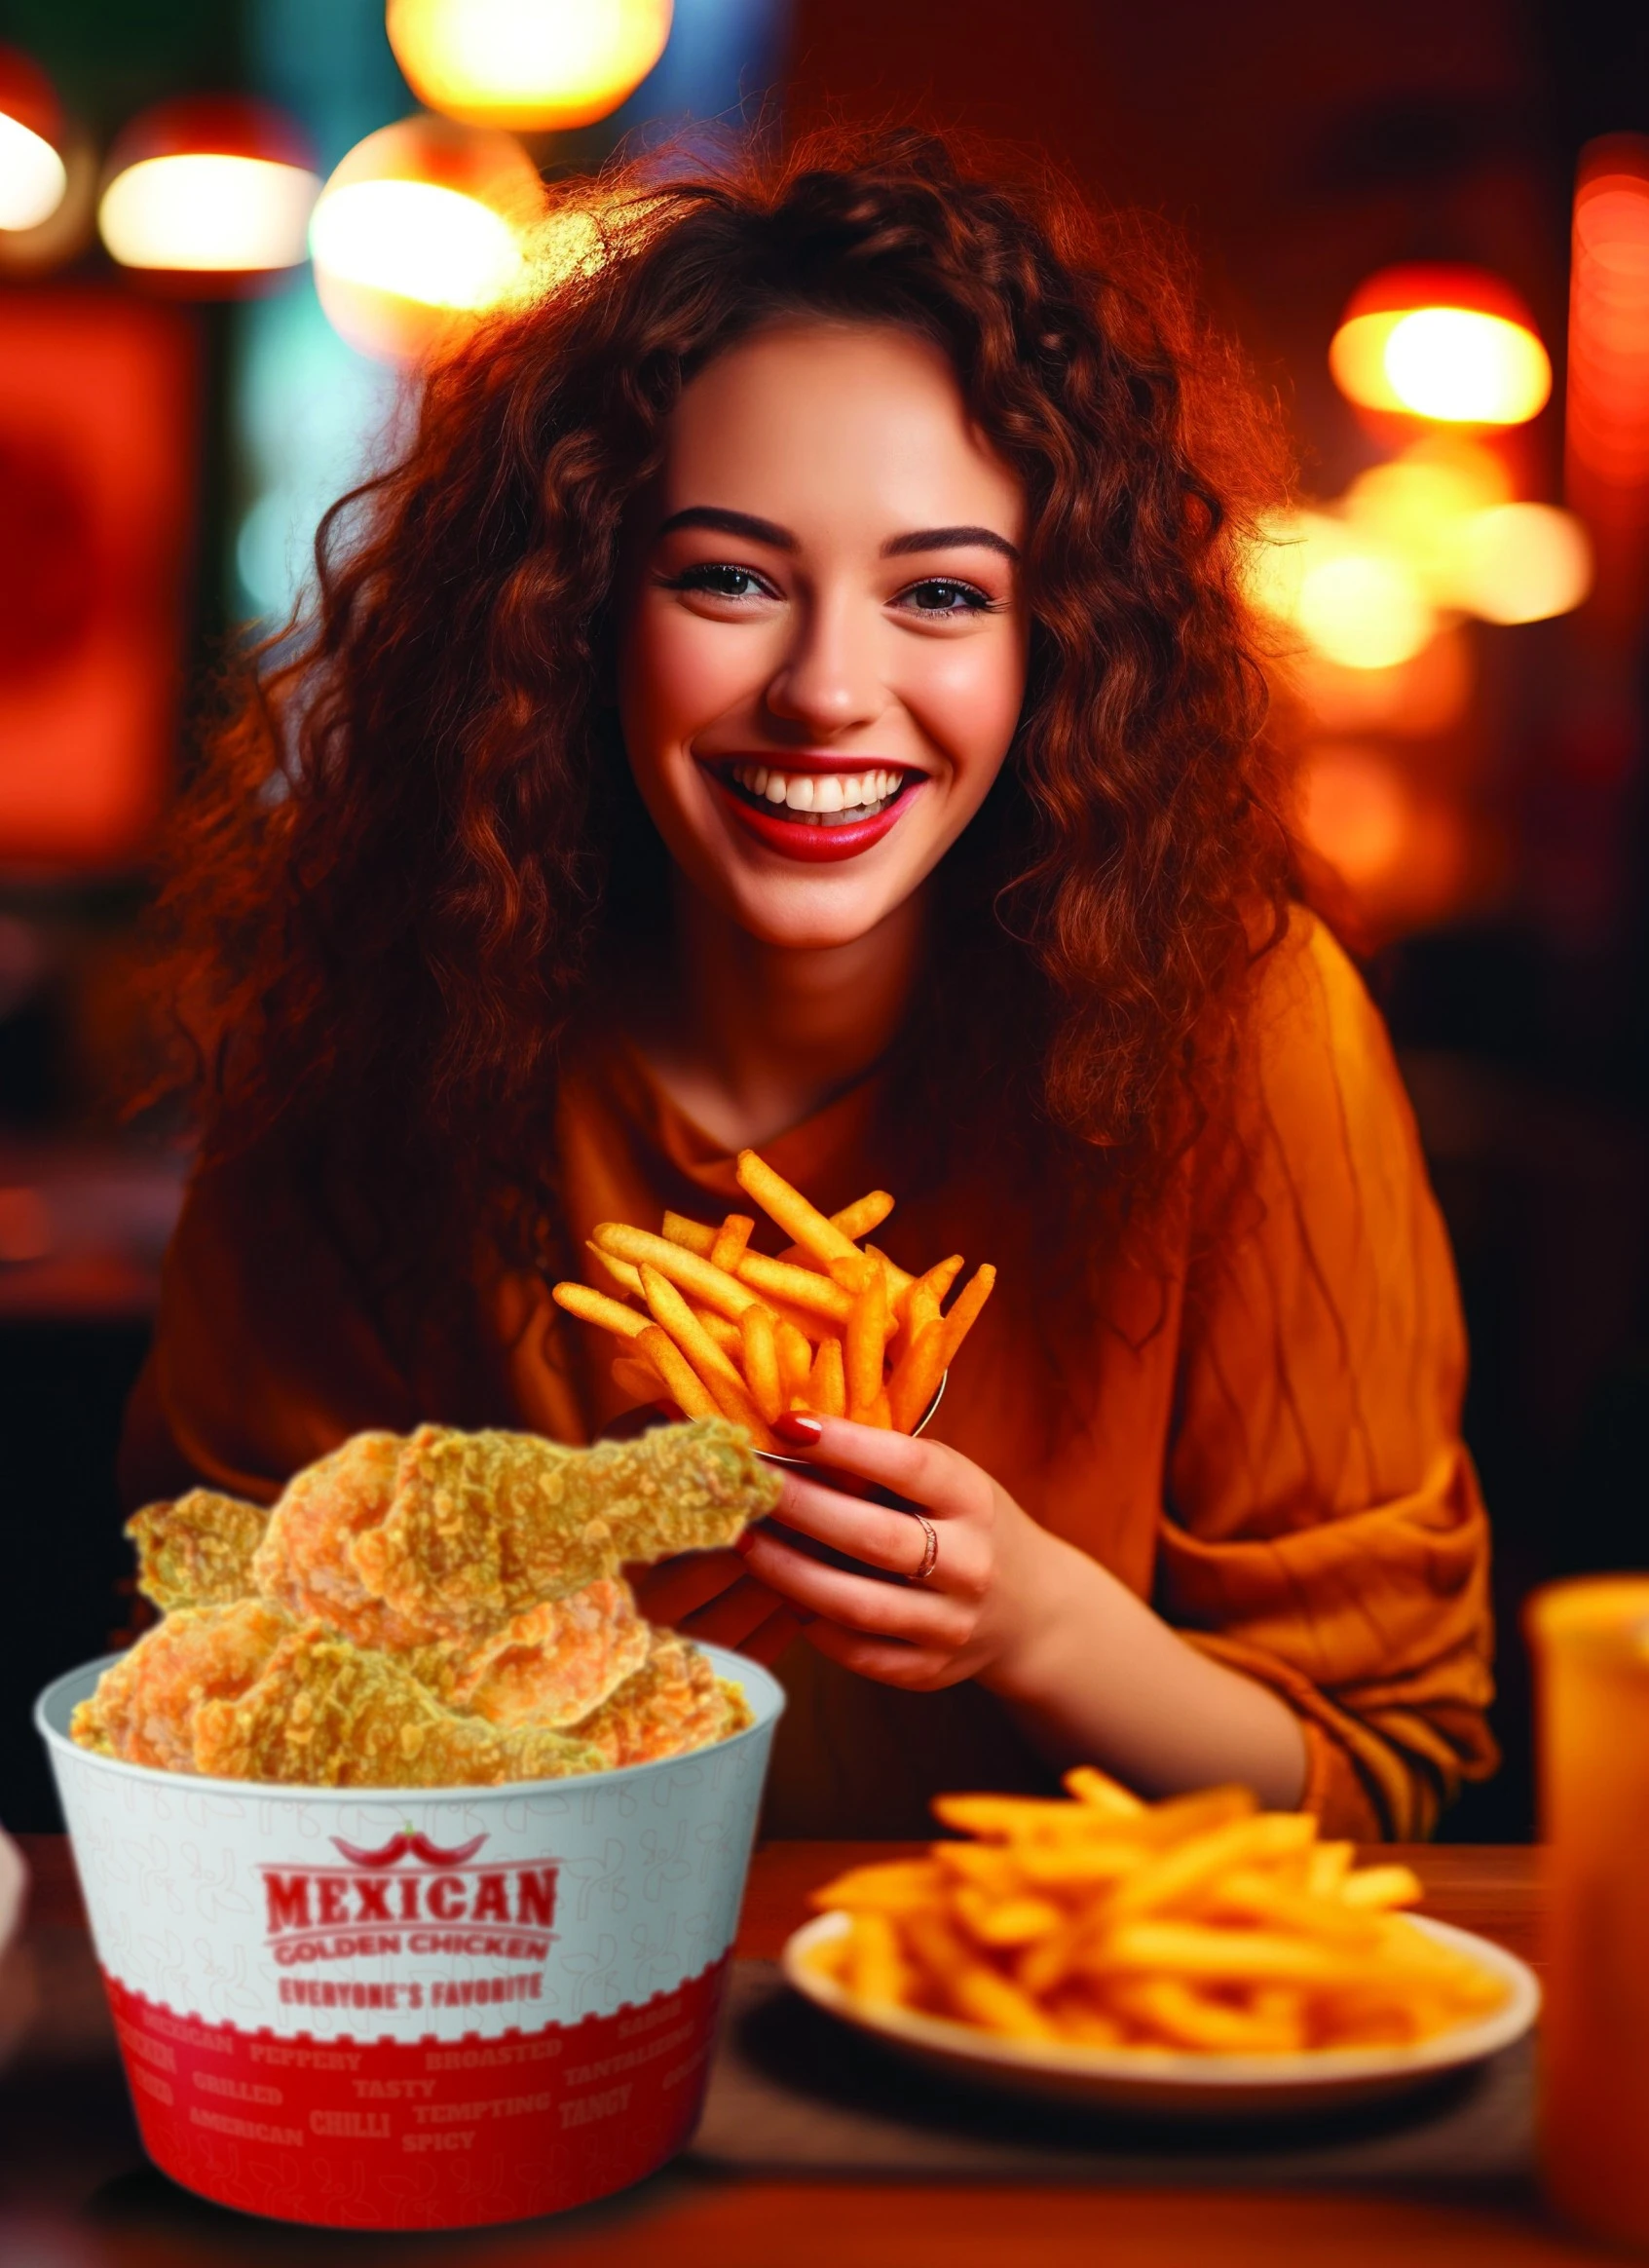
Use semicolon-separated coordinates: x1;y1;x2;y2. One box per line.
716;872;917;954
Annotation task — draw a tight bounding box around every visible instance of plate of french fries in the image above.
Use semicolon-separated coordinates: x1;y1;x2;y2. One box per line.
784;1769;1537;2117
553;1150;993;1452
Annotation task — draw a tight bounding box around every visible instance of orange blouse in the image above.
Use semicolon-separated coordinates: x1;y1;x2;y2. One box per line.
120;911;1496;1840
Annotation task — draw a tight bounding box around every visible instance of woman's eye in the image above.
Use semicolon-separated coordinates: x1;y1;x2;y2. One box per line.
669;562;770;600
899;578;993;617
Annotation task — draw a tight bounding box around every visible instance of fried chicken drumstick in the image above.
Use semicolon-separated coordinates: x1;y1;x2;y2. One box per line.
77;1418;778;1786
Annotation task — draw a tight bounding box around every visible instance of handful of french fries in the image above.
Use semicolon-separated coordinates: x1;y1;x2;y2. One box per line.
552;1150;994;1454
805;1768;1507;2055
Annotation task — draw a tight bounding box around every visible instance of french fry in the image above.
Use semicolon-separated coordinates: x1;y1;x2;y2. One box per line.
938;1262;996;1364
1065;1764;1145;1817
586;1240;645;1297
887;1317;945;1435
740;1304;784;1424
1103;1813;1316;1926
594;1223;760;1320
637;1265;777;1449
1339;1864;1425;1911
845;1910;914;2007
552;1281;651;1342
829;1189;895;1242
776;1317;814;1401
558;1152;992;1437
948;1962;1059;2042
735;1249;854;1325
710;1213;755;1272
736;1149;869;1287
610;1354;665;1404
901;1252;961;1324
806;1336;847;1418
845;1263;890;1420
633;1324;721;1420
806;1763;1507;2059
693;1304;743;1358
810;1859;948;1911
661;1211;716;1256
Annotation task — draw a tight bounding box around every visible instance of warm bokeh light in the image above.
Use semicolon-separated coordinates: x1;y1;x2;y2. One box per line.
1568;170;1649;481
0;109;64;233
100;155;319;275
0;46;66;232
1382;309;1552;425
1299;746;1411;889
1330;265;1551;426
386;0;673;131
1453;503;1593;624
97;99;319;286
1345;437;1512;602
310;116;545;361
1293;625;1474;740
1564;141;1649;628
313;179;524;310
1298;746;1473;931
1297;550;1434;669
1247;508;1436;669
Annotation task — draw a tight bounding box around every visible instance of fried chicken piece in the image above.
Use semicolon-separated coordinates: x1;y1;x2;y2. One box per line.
256;1417;779;1646
571;1630;753;1769
249;1432;416;1646
192;1623;608;1787
435;1578;653;1730
70;1602;291;1770
128;1491;271;1611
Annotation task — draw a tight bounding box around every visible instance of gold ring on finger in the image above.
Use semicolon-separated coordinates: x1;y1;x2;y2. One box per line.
905;1512;939;1584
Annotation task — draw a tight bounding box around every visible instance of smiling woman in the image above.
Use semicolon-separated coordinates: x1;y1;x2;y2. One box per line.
124;130;1495;1842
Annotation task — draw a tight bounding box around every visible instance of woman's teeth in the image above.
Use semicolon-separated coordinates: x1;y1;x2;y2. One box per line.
726;763;908;823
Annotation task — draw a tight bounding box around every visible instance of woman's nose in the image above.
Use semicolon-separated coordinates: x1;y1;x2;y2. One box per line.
763;595;884;737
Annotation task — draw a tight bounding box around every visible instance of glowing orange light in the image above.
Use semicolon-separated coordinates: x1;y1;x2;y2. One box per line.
1299;746;1411;890
1296;544;1435;670
1330;264;1551;426
97;98;319;291
1454;504;1593;624
1294;625;1474;740
1344;436;1512;602
386;0;673;132
1567;148;1649;497
310;116;545;362
1247;507;1436;670
0;46;66;232
1298;747;1473;931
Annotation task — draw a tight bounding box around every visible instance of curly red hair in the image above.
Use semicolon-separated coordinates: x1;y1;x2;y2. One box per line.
147;127;1299;1312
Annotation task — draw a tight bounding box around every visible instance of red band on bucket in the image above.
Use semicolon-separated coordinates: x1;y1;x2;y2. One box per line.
104;1958;731;2229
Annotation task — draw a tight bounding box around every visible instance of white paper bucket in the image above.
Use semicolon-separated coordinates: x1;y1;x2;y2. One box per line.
37;1644;783;2230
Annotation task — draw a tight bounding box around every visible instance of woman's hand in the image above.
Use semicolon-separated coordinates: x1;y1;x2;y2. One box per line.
733;1414;1061;1692
605;1398;802;1667
629;1551;802;1668
737;1412;1309;1808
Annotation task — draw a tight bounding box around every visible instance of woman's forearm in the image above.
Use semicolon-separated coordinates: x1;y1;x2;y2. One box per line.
984;1528;1309;1809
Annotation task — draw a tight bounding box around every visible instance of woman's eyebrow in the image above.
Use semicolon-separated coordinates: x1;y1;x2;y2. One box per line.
881;525;1021;563
655;506;796;549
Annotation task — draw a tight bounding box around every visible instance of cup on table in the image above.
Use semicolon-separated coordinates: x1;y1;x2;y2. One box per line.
1527;1575;1649;2249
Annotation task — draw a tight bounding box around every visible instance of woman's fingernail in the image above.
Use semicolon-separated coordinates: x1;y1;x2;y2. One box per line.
772;1411;824;1448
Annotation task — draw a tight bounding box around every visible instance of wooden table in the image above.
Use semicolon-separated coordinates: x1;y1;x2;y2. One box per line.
0;1836;1618;2266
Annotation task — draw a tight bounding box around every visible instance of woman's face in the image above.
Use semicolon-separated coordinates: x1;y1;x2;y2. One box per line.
618;320;1030;952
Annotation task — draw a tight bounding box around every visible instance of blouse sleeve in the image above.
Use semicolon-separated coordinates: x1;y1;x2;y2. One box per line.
118;1132;426;1510
1155;914;1498;1840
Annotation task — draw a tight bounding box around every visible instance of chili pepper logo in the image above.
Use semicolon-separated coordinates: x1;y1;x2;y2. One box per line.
330;1829;489;1868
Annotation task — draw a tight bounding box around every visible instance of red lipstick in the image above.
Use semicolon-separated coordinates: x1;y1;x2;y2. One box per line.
707;766;923;864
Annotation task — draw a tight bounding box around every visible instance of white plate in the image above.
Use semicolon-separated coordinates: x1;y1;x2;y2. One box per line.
781;1909;1540;2119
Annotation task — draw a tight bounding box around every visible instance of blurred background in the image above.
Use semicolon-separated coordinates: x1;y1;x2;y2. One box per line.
1;0;1645;1834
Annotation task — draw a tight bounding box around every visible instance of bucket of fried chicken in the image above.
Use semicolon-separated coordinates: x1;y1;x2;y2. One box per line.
36;1418;785;2231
